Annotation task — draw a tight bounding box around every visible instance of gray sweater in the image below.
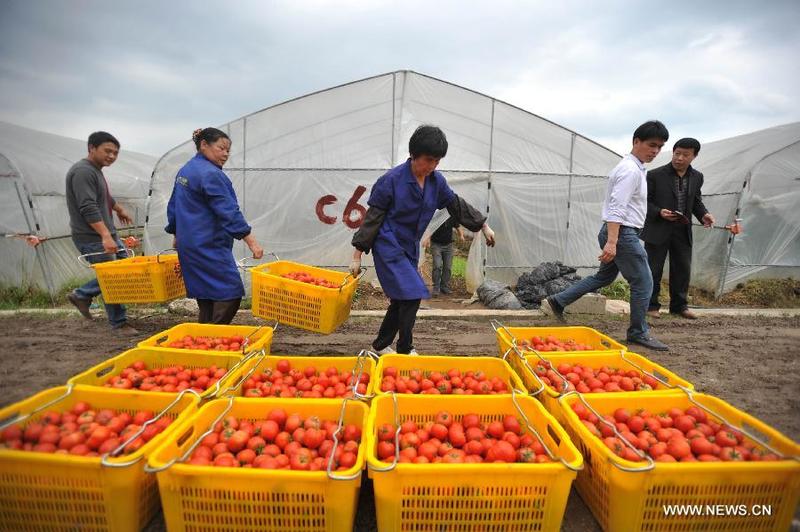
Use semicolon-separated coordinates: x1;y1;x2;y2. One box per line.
66;159;117;243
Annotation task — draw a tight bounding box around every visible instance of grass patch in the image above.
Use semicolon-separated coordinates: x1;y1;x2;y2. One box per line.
0;279;87;310
451;256;466;278
599;280;630;302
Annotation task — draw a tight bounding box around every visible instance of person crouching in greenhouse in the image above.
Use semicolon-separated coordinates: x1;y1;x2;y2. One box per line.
350;125;495;355
165;127;264;324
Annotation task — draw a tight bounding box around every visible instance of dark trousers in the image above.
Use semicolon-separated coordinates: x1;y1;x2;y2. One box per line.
645;226;692;313
373;299;421;354
197;298;242;324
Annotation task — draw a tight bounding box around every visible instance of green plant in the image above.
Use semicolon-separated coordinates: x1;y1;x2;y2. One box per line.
599;280;630;302
451;256;467;278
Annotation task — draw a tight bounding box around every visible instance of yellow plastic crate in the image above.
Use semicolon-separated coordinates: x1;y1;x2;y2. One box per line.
91;254;185;304
0;385;199;532
374;354;527;395
67;347;247;400
138;322;274;356
559;391;800;532
250;260;359;334
148;397;368;532
219;353;376;400
366;394;582;531
505;350;694;424
494;323;626;358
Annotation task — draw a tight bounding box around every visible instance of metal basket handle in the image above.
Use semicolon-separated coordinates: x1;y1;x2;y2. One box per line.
326;397;363;481
237;252;280;270
367;392;401;473
338;266;367;291
155;248;179;263
350;349;378;401
206;348;267;399
101;388;201;468
143;396;235;474
560;392;655;472
215;348;269;397
510;389;583;472
680;389;797;461
501;345;548;396
77;247;134;267
0;385;75;430
241;321;278;355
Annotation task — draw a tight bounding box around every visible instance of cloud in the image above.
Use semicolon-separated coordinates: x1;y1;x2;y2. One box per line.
0;0;797;157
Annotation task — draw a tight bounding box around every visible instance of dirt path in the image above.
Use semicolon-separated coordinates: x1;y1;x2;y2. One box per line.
0;312;798;532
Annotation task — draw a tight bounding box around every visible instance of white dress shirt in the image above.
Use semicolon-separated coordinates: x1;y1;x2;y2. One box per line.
602;153;647;229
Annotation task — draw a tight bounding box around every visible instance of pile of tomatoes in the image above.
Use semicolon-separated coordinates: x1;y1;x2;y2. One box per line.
0;401;171;456
531;361;662;393
375;410;553;464
163;334;246;351
281;271;338;289
105;361;228;393
518;335;595;352
239;359;369;399
187;408;362;470
571;402;781;462
379;367;510;395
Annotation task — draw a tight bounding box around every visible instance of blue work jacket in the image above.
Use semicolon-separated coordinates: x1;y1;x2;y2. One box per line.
165;153;250;300
368;160;455;300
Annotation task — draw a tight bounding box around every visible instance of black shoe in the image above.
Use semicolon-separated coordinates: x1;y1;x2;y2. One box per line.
541;297;566;323
440;288;451;295
627;335;669;351
67;292;93;320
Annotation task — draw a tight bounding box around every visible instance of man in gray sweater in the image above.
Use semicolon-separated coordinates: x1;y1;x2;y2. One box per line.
66;131;138;335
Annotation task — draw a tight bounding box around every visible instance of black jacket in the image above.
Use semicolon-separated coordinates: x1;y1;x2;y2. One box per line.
640;163;709;246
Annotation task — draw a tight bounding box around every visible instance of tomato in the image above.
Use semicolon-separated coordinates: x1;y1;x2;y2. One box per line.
673;415;697;434
719;447;744;461
253;455;279;469
290;448;313;470
214;453;238;467
342;424;361;442
502;416;521;435
302;428;325;450
666;438;691;460
226;430;250;453
488;441;516;463
434;411;453;428
626;416;645;434
613;408;631;424
257;420;280;442
715;430;738;448
236;449;256;465
690;437;714;456
487;421;505;439
377;441;396;460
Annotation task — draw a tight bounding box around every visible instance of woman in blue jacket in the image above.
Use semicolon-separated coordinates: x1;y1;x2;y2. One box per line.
351;125;496;354
166;128;263;324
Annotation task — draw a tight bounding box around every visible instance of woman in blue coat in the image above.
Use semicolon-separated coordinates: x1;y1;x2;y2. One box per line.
165;128;263;324
351;125;496;354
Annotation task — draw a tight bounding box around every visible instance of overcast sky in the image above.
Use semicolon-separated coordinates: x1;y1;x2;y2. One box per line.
1;0;798;157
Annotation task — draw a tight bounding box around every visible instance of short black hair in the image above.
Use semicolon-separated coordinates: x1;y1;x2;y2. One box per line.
632;120;669;143
88;131;120;149
673;137;701;156
409;125;448;159
192;127;230;151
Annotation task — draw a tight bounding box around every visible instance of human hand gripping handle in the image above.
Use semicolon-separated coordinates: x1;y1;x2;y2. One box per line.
481;224;495;247
350;250;362;277
702;213;715;228
243;234;264;259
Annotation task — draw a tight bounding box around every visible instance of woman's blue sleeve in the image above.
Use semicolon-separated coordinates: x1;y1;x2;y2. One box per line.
367;175;393;210
203;170;251;239
164;182;177;234
436;174;456;209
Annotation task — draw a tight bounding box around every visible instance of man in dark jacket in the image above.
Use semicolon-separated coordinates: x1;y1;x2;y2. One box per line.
640;138;714;319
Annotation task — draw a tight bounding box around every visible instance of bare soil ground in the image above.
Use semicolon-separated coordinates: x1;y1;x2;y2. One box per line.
1;312;797;532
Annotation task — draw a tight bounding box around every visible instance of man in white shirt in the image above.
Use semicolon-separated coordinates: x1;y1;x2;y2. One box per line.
542;121;670;351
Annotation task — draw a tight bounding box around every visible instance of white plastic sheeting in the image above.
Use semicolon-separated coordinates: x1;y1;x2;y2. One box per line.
145;71;622;293
0;122;155;294
651;122;800;294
